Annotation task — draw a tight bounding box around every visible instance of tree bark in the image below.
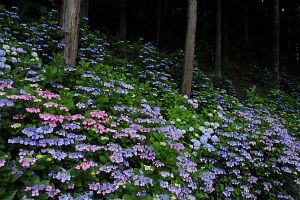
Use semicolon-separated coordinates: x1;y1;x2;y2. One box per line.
80;0;89;21
273;0;280;75
154;0;162;47
244;0;248;48
223;13;229;63
181;0;197;97
199;0;204;41
215;0;222;78
119;0;127;41
61;0;81;67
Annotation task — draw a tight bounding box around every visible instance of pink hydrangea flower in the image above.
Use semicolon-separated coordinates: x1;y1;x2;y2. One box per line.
0;83;12;91
65;114;84;121
95;124;107;134
90;110;109;122
35;90;60;99
75;159;97;171
43;102;59;108
41;121;57;128
39;113;64;123
26;107;41;113
13;114;25;120
83;118;97;129
7;94;37;101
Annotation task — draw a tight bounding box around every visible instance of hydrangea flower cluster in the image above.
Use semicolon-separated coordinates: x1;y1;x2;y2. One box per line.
24;184;61;198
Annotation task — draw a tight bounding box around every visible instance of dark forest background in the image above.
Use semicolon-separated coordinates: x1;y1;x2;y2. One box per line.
1;0;299;75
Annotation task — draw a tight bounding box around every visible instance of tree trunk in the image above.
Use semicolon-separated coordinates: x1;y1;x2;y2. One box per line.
154;0;162;47
215;0;222;78
17;0;36;17
244;0;248;48
181;0;197;97
80;0;89;21
273;0;280;75
61;0;81;67
223;13;229;63
163;0;168;19
119;0;127;41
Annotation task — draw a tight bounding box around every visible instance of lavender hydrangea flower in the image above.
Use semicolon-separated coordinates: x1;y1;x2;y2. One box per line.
49;168;71;183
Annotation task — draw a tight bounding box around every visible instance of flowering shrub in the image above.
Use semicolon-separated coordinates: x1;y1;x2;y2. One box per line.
0;5;299;200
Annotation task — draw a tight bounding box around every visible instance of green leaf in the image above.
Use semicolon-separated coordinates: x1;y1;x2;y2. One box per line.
22;174;41;185
123;194;134;200
99;156;107;163
0;187;6;196
143;195;153;200
9;174;21;183
37;193;48;200
0;190;17;200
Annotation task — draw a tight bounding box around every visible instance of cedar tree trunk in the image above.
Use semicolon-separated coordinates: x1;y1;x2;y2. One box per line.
273;0;280;76
244;0;248;48
154;0;162;47
215;0;222;78
181;0;197;97
119;0;127;41
61;0;81;67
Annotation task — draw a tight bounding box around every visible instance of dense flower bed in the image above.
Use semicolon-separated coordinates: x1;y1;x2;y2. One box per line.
0;6;299;200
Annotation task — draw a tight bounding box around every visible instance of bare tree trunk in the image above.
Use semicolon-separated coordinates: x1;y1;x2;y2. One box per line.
215;0;222;78
273;0;280;76
223;13;229;63
61;0;81;67
181;0;197;97
80;0;89;21
163;0;168;19
119;0;127;41
199;0;206;41
154;0;162;47
244;0;248;48
17;0;32;17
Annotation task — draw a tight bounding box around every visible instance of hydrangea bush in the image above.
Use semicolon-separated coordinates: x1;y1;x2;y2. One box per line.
0;6;299;200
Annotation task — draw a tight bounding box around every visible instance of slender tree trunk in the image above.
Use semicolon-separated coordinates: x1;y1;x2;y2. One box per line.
273;0;280;75
244;0;248;48
80;0;89;21
119;0;127;41
215;0;222;78
286;7;294;68
163;0;168;19
200;0;209;42
181;0;197;97
17;0;31;16
223;13;229;63
61;0;81;67
154;0;162;47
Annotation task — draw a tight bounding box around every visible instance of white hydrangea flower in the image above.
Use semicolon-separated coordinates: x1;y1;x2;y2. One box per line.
3;45;10;50
189;127;194;132
198;126;206;133
31;52;38;57
5;64;11;69
214;122;220;128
